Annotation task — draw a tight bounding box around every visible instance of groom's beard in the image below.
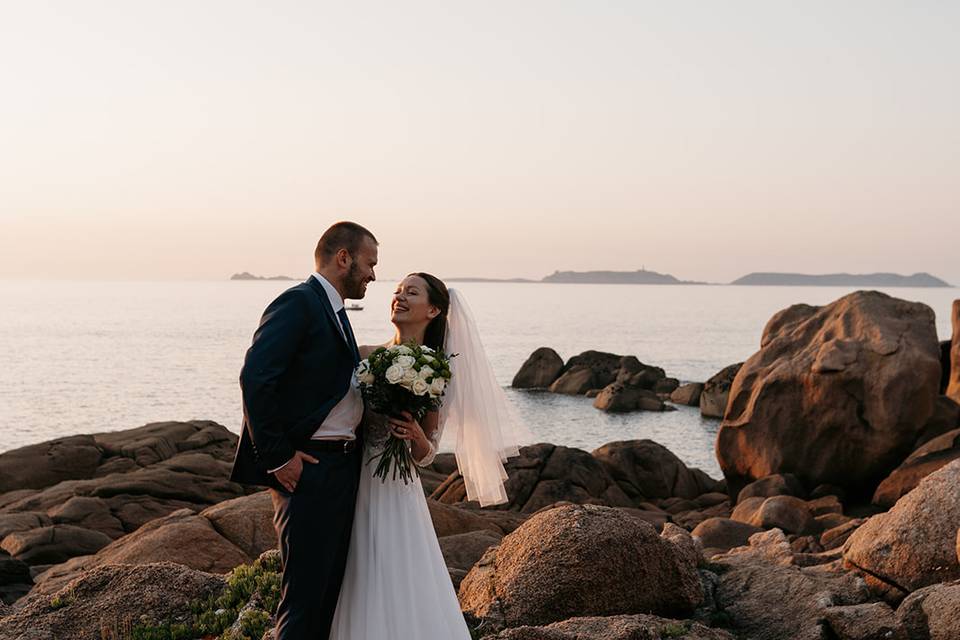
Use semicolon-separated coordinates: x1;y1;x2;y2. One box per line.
343;262;368;299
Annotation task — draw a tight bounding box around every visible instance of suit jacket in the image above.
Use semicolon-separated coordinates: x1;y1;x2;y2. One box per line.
230;276;357;488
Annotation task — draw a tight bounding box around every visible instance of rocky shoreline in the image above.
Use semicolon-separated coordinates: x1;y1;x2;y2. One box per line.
1;291;958;640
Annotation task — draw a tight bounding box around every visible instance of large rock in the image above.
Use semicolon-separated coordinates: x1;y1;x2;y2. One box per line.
459;504;702;629
5;465;243;524
941;340;953;394
692;518;763;556
947;300;960;403
482;614;735;639
0;562;225;640
1;525;112;565
717;291;941;499
822;602;906;640
201;490;277;559
745;496;817;535
821;519;865;551
592;440;721;502
439;529;503;574
563;351;626;389
548;366;595;395
844;459;960;594
736;473;806;503
512;348;565;389
0;422;243;573
654;377;680;394
593;384;668;412
0;512;51;539
0;421;237;498
896;579;960;640
75;509;250;573
0;551;32;605
699;363;743;418
0;435;103;494
873;427;960;508
913;394;960;447
428;499;505;537
670;383;704;406
590;357;675;412
431;444;633;513
714;529;872;640
48;496;125;539
32;508;252;596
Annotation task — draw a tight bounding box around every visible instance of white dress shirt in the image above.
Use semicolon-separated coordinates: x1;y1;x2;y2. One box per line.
268;273;364;473
309;272;364;441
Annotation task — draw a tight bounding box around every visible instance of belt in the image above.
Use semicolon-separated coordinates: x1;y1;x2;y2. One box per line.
302;439;359;454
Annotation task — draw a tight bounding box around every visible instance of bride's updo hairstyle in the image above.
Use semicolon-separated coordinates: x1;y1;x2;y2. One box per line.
410;272;450;352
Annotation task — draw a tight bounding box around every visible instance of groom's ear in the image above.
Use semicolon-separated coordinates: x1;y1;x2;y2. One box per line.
335;248;352;269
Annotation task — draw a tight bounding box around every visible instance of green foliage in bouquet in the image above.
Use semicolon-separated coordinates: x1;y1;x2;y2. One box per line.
356;341;455;483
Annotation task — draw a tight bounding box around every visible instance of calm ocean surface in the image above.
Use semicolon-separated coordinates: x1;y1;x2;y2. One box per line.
1;280;956;478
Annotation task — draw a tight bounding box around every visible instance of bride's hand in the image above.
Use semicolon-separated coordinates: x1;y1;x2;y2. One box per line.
388;411;426;444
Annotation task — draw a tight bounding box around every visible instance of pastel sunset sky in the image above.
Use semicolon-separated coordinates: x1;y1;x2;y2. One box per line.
2;1;957;283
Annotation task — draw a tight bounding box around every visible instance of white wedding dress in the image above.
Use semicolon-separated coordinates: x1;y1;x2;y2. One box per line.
328;409;472;640
330;289;529;639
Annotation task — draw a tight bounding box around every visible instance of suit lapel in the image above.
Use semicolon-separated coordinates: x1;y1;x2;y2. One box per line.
305;276;353;354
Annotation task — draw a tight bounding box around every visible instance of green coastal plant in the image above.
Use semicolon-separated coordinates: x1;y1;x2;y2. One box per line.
660;620;692;637
128;552;281;640
49;589;75;610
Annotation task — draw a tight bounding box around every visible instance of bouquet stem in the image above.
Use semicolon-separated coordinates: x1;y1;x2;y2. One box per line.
368;434;420;484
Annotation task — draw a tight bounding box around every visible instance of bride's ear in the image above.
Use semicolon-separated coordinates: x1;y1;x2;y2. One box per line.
427;305;440;320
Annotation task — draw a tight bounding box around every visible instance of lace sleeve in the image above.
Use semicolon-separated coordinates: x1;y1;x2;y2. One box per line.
413;412;442;467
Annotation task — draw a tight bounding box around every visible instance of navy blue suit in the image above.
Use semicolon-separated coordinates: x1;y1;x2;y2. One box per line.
230;276;362;640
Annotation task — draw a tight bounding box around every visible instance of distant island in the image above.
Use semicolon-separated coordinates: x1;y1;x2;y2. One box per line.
230;272;296;281
542;269;707;285
731;272;952;287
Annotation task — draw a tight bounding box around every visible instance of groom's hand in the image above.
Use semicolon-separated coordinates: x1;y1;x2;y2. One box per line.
271;451;319;493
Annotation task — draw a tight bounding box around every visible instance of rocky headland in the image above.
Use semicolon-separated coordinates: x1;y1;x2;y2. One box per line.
1;292;958;640
731;272;952;287
229;272;296;281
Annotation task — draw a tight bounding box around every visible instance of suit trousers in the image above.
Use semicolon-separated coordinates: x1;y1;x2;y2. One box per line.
270;446;362;640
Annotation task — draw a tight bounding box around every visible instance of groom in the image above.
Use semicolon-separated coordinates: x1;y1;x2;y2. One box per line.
230;221;378;640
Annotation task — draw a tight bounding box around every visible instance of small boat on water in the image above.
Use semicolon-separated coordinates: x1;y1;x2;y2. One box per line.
346;303;364;311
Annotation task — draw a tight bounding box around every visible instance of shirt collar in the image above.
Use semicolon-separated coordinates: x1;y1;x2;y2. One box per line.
312;272;344;313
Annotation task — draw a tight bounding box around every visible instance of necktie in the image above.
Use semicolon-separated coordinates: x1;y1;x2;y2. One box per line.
336;307;361;365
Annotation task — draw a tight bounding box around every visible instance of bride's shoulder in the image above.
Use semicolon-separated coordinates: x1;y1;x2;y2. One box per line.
358;341;392;359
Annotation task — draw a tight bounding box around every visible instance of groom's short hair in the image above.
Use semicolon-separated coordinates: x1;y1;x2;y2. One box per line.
315;222;378;267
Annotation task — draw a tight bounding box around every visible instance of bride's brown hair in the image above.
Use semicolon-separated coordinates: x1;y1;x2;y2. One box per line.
409;272;450;352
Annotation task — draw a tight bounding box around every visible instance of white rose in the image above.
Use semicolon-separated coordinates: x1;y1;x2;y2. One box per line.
421;354;435;363
411;378;430;396
429;377;446;396
421;345;434;353
385;364;404;384
395;355;416;369
395;344;413;355
418;366;435;380
402;367;418;384
358;370;375;386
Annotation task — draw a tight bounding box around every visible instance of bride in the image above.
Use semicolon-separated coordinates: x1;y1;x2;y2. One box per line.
328;272;528;639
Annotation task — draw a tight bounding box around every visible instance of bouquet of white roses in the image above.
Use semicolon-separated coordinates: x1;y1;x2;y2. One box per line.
355;342;454;483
